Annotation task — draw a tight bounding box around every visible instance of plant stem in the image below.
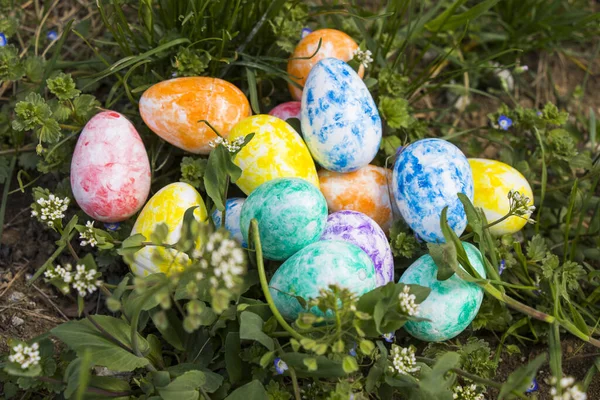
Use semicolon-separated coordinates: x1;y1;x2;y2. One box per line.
250;219;305;342
0;144;36;156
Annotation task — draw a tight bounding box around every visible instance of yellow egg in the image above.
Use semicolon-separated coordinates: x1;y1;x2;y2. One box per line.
128;182;208;277
228;115;319;194
469;158;534;235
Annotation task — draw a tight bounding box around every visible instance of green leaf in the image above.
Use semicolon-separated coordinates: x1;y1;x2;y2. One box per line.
440;207;481;280
118;233;146;256
157;371;206;400
64;351;93;400
342;356;359;373
281;353;345;378
426;0;500;31
239;311;274;351
379;96;412;129
303;357;318;372
548;323;562;379
498;354;546;399
150;309;185;351
428;243;457;281
205;145;239;211
51;315;150;372
224;380;267;400
225;332;242;384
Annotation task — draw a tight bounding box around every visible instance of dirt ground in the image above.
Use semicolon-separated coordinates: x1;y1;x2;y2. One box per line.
1;51;599;399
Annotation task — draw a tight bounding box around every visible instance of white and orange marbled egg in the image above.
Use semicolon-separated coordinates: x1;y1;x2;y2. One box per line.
139;77;251;154
70;111;151;223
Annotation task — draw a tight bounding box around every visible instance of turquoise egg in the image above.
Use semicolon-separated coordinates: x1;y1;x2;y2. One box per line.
269;240;377;320
240;178;327;261
211;198;246;247
399;242;486;342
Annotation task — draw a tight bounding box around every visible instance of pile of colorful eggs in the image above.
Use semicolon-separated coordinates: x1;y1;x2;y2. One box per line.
69;29;533;342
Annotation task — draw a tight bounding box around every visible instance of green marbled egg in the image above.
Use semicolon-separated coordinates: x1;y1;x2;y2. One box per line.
399;242;486;342
240;177;327;260
269;240;377;320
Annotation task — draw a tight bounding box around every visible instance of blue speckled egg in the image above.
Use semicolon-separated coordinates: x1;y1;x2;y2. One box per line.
399;242;486;342
301;58;382;173
211;198;246;247
392;139;473;243
240;178;328;261
270;240;377;320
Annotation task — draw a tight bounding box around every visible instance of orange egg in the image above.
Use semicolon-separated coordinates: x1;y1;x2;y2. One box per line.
319;165;397;233
139;77;251;154
287;29;363;101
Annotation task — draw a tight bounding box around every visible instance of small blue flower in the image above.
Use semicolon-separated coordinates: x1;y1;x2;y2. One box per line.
349;343;357;357
382;332;395;343
498;259;506;275
0;33;7;47
537;111;543;117
526;378;539;393
274;358;288;375
103;222;120;231
47;30;58;41
498;115;513;130
301;27;312;39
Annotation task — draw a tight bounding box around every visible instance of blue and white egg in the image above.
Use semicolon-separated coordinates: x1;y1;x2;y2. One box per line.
211;198;246;247
301;58;382;173
392;139;473;243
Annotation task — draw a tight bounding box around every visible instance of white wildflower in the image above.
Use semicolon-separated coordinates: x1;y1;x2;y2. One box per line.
79;221;98;247
32;194;69;228
398;285;418;316
8;342;41;369
198;230;246;289
388;345;419;376
45;263;101;297
550;376;587;400
208;136;245;153
508;189;536;222
453;384;485;400
352;48;373;69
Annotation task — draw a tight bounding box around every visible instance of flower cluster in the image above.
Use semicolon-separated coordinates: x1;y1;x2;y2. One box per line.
388;345;419;376
31;193;69;228
196;230;245;289
79;221;98;247
452;384;485;400
8;343;41;369
550;376;587;400
208;136;245;153
398;285;418;316
508;189;536;223
352;48;373;69
45;263;102;297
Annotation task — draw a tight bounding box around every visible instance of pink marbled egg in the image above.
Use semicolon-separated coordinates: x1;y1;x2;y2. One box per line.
71;111;151;222
268;101;301;121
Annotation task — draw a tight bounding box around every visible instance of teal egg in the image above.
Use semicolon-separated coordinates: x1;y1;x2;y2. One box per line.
399;242;486;342
240;178;327;260
269;240;377;320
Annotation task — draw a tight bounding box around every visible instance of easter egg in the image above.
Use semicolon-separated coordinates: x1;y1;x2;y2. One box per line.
270;240;376;320
320;211;394;286
240;178;327;261
212;198;246;247
71;111;151;222
228;115;319;194
139;77;251;154
301;58;382;172
128;182;208;276
393;139;473;243
319;165;397;232
268;101;301;121
288;29;362;101
399;242;486;342
469;158;534;235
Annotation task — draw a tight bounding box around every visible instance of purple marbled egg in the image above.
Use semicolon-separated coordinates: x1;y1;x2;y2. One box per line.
320;210;394;286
